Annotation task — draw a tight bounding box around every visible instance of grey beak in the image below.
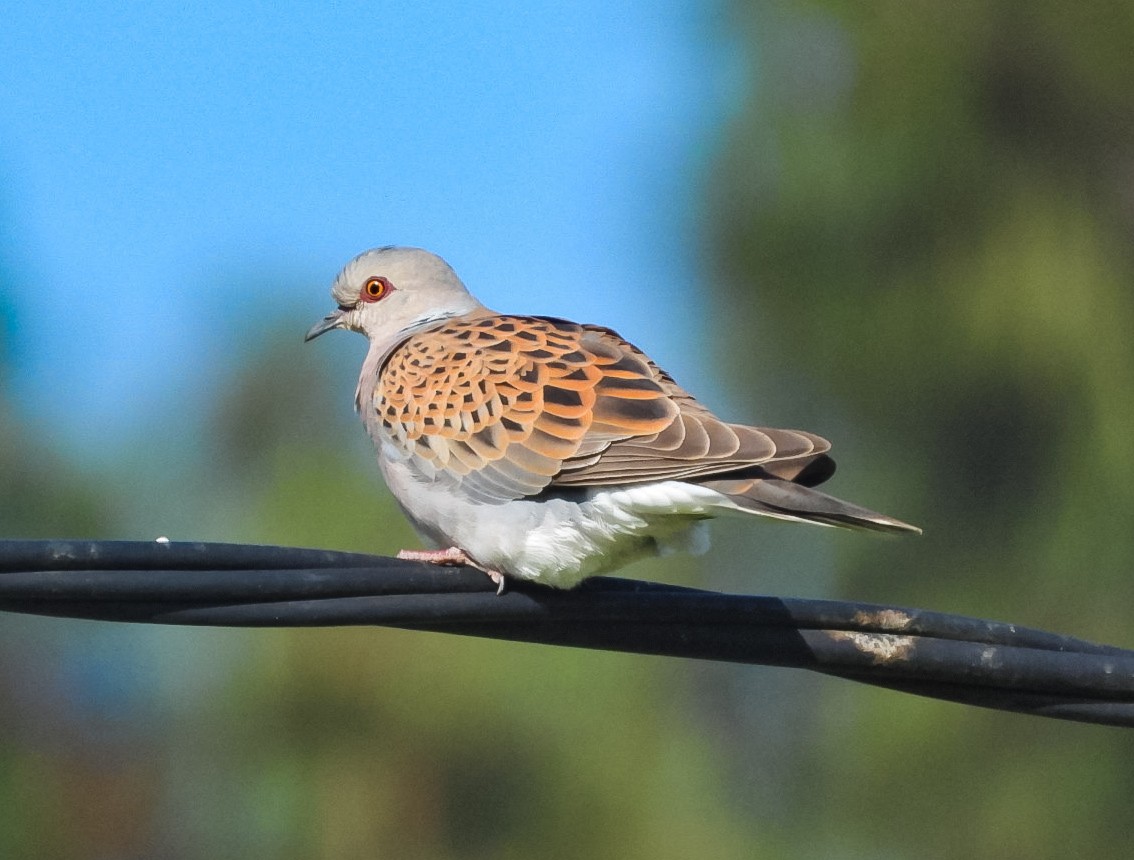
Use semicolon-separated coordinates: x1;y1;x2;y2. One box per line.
305;308;346;342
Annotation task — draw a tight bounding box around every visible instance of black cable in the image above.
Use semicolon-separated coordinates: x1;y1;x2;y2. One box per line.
0;539;1131;728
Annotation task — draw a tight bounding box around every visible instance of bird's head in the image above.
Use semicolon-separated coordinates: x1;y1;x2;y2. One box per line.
305;246;487;346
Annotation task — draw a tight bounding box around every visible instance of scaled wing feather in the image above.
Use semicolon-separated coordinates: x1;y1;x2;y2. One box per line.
372;315;832;502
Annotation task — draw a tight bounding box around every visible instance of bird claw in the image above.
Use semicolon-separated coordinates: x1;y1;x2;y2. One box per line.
397;547;508;595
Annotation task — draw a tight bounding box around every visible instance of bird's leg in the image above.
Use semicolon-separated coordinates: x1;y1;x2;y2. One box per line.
397;547;508;595
397;546;470;565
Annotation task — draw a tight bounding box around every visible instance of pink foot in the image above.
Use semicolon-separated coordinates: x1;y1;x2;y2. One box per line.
397;547;470;565
397;547;508;595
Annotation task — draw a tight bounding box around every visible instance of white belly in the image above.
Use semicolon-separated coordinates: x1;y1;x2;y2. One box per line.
379;455;721;588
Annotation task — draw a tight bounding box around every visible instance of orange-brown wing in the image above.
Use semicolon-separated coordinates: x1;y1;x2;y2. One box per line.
552;325;830;485
373;315;674;502
373;315;828;502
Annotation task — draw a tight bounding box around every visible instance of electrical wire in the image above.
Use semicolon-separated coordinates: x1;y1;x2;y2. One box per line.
1;539;1131;727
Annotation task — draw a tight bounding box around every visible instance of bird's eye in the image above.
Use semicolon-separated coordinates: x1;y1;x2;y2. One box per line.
361;276;392;302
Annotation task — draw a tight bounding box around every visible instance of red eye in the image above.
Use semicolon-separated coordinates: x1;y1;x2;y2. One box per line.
361;276;392;302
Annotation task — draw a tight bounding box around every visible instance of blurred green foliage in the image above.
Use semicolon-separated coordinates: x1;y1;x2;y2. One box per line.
707;0;1134;856
3;2;1134;857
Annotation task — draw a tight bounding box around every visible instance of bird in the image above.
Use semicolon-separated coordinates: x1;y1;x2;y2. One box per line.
306;246;919;592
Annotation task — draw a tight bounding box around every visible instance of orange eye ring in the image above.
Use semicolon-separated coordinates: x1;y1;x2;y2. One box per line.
361;276;392;302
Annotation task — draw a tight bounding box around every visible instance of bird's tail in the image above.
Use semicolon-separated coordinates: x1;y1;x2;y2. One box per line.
700;476;921;535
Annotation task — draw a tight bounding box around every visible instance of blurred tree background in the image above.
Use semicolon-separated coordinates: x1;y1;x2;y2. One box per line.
2;1;1134;858
706;0;1134;856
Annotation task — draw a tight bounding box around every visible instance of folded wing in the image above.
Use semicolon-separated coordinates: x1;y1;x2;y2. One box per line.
371;315;836;505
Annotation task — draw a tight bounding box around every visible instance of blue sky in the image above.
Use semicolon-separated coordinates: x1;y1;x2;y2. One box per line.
0;1;740;453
